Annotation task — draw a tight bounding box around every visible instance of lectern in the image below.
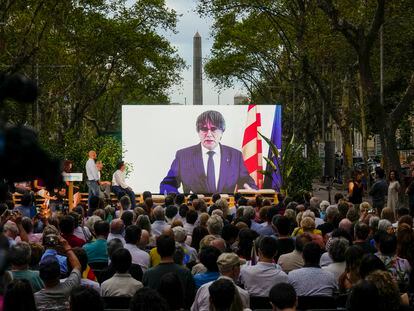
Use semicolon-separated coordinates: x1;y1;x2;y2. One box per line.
62;173;83;211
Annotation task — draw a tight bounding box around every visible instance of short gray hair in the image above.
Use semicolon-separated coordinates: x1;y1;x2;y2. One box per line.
153;206;165;221
107;238;124;259
328;237;349;262
242;206;255;219
9;242;31;266
207;215;223;235
378;219;392;232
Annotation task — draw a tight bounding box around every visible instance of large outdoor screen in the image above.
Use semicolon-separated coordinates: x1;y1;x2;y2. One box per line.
122;105;281;194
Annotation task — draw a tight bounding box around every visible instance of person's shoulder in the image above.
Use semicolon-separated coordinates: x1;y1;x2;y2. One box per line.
220;144;242;155
176;144;201;155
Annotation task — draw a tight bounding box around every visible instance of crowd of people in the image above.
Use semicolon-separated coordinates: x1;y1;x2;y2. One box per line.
1;167;414;311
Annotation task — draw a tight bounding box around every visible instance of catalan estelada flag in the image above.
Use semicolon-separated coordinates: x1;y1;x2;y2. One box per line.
242;104;263;189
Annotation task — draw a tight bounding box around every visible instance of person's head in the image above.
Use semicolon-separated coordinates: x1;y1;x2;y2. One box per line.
172;226;187;243
153;206;165;221
158;272;184;311
88;150;97;159
376;167;385;179
377;219;392;232
381;207;395;223
274;215;290;236
70;285;103;311
221;224;239;245
191;226;209;251
378;233;397;256
71;248;88;273
59;215;76;235
237;228;259;260
295;233;313;252
210;238;226;252
9;242;31;268
107;238;124;259
398;214;413;228
216;252;241;280
96;160;103;171
199;246;221;272
136;214;151;233
112;248;131;273
120;195;131;210
325;205;339;222
207;214;224;235
130;287;169;311
242;206;255;220
156;234;176;258
302;242;321;267
396;207;410;219
389;170;399;181
3;220;19;239
259;236;278;260
354;222;370;241
347;280;380;311
344;245;364;274
94;220;110;238
300;217;316;232
110;218;125;235
165;205;178;221
334;193;344;204
142;191;152;201
125;225;142;245
39;256;61;285
196;110;225;151
208;278;236;311
359;253;386;279
328;237;349;263
139;229;150;249
186;209;198;225
339;218;353;234
175;193;185;206
20;193;32;207
117;161;126;171
269;282;297;311
3;279;36;311
366;270;400;311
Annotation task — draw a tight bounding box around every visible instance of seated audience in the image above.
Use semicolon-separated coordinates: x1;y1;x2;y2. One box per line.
34;237;81;311
5;241;44;292
278;234;312;273
124;225;150;272
130;287;169;311
273;215;295;260
191;252;249;311
240;236;288;297
101;248;143;297
70;248;100;292
70;286;104;311
143;234;195;308
208;278;241;311
151;206;170;237
338;245;364;292
194;246;222;288
158;272;185;311
107;218;125;244
3;279;37;311
83;220;110;264
269;282;298;311
322;237;349;282
59;215;85;248
288;242;337;296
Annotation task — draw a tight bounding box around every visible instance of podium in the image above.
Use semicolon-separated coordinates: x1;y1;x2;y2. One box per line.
62;173;83;211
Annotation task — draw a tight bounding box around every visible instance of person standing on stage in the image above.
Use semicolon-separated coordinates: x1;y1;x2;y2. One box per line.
85;150;100;206
112;161;136;208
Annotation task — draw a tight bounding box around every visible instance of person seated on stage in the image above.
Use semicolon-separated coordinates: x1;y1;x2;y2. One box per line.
111;161;136;208
96;160;111;202
159;110;258;194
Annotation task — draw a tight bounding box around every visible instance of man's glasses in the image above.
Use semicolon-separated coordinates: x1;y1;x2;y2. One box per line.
199;126;221;134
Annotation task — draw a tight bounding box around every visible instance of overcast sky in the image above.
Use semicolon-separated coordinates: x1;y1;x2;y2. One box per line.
161;0;245;105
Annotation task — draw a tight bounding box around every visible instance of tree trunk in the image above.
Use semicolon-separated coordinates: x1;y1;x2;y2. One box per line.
358;73;370;189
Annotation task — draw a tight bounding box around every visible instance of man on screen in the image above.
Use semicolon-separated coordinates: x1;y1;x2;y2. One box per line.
160;110;258;194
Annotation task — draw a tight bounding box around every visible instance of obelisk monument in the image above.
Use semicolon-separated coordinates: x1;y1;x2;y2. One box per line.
193;32;203;105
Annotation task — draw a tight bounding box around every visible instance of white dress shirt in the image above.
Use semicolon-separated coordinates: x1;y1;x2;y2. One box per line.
191;276;249;311
112;169;129;188
151;220;170;237
86;158;99;181
240;261;288;297
124;243;150;272
201;145;221;190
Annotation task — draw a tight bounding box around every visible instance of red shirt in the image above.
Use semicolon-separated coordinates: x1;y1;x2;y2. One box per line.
62;233;85;248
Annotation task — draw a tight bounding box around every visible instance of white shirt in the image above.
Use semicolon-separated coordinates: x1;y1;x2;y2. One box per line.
107;233;125;245
191;276;249;311
201;145;221;190
112;169;129;189
240;261;288;297
124;243;150;272
86;158;99;181
151;220;170;237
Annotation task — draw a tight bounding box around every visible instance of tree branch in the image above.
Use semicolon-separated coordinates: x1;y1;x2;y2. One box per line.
390;73;414;127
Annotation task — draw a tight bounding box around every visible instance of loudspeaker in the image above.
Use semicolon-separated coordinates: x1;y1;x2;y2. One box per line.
324;141;335;177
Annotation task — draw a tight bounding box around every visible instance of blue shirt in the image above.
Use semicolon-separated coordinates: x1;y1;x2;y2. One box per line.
194;271;220;289
41;249;68;274
83;238;108;263
14;205;36;218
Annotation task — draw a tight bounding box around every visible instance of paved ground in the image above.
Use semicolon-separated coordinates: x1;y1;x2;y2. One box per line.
311;181;372;204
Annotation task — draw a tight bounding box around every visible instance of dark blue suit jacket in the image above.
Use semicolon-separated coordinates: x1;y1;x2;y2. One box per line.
160;143;257;194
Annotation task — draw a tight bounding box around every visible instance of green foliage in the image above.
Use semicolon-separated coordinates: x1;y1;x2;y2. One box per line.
259;133;321;197
40;130;125;190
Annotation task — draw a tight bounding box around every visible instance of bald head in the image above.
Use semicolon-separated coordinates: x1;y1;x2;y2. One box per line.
110;219;124;234
139;229;150;249
210;238;226;252
88;150;97;159
162;227;173;237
